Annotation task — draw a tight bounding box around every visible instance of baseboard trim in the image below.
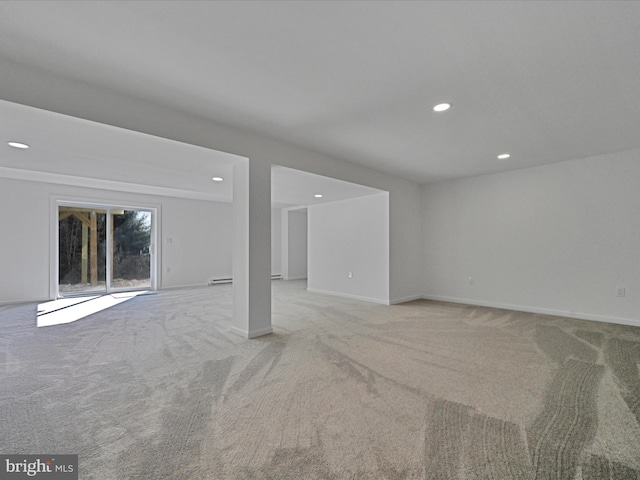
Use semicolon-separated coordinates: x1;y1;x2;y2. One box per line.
307;287;390;305
160;283;210;291
161;277;287;290
421;294;640;328
284;276;307;281
0;297;50;307
231;326;274;338
390;294;424;305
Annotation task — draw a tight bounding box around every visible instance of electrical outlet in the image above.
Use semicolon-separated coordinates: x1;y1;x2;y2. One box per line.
165;266;171;273
617;287;625;297
469;277;475;285
347;271;353;278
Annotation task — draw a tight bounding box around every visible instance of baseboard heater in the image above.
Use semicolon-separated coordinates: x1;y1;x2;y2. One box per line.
208;275;282;286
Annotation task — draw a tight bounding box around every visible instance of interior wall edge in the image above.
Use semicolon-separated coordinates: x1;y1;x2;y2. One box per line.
421;294;640;329
0;166;225;202
307;287;391;306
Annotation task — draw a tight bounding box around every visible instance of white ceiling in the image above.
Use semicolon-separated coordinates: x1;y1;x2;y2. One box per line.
1;99;381;206
0;99;238;202
1;1;640;185
272;166;383;208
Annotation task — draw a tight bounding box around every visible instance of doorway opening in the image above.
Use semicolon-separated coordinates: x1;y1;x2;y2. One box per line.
56;203;156;297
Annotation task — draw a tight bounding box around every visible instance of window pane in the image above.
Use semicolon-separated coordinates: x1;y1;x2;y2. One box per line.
58;207;107;295
111;210;151;290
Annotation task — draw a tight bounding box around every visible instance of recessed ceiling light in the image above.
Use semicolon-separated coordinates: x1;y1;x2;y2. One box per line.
8;141;30;149
212;177;224;182
433;103;451;112
497;153;511;160
314;194;323;198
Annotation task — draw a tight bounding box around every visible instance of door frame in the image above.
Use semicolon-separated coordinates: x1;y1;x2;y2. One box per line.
50;195;160;299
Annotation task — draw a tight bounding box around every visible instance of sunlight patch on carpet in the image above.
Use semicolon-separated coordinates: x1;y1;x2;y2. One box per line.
37;291;147;327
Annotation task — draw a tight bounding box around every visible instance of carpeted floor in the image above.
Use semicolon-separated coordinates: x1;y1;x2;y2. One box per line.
1;280;639;479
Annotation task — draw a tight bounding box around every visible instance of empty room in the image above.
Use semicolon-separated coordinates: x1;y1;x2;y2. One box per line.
1;1;639;479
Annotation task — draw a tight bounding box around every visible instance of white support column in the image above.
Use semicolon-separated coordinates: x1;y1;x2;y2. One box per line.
232;158;273;338
281;207;290;280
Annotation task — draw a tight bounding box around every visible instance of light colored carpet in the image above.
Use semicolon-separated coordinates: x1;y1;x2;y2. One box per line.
1;280;639;479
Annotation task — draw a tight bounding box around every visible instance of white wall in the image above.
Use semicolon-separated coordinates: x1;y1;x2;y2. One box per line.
161;197;233;288
308;193;389;304
0;177;239;304
271;207;282;277
0;178;50;304
0;61;423;305
286;209;307;280
0;178;287;305
422;149;640;326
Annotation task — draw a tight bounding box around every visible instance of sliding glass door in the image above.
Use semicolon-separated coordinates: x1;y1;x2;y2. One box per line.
58;204;154;296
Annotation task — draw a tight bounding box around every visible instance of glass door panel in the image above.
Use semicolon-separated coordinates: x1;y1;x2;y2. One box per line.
58;207;107;295
110;210;151;290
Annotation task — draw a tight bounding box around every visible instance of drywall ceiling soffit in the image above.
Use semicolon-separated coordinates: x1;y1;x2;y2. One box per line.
1;2;640;184
0;99;239;201
0;101;377;207
271;166;384;208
